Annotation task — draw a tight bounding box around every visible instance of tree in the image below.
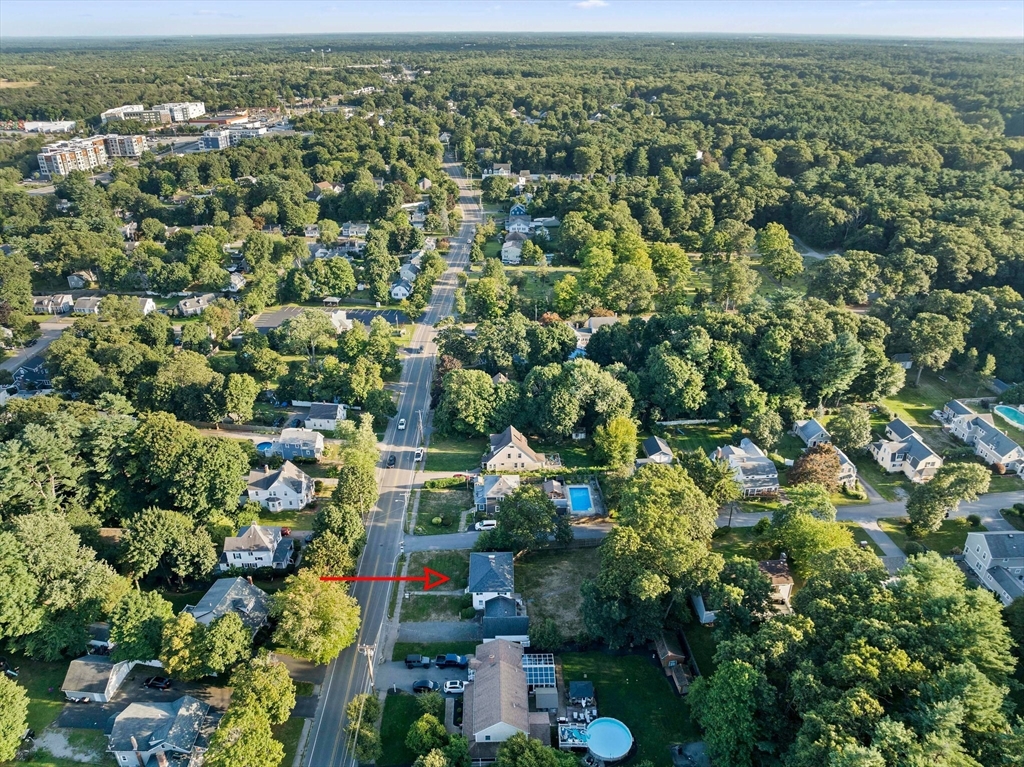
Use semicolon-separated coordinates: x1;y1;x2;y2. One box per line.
160;612;208;680
641;344;706;419
271;569;361;664
776;513;854;579
317;219;340;245
109;590;174;662
827;404;872;452
592;416;638;470
909;312;966;386
435;369;495;437
494;733;575;767
756;223;803;283
781;482;837;522
203;612;252;674
121;508;217;585
223;373;258;423
479;486;570;555
229;653;296;726
302;531;355;577
712;558;776;638
743;411;783;451
346;693;383;762
676;450;742;506
907;462;991;536
788;443;841;492
205;705;284;767
0;531;42;641
689;660;771;767
279;309;337;365
0;675;28;762
406;713;448;756
710;258;760;310
312;502;366;560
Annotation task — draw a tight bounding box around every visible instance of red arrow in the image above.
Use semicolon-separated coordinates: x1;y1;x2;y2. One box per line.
320;567;451;591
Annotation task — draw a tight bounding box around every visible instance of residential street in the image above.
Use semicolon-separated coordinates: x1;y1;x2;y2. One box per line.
302;158;479;767
0;321;68;372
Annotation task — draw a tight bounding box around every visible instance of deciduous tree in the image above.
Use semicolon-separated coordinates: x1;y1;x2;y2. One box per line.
109;590;174;663
271;569;361;664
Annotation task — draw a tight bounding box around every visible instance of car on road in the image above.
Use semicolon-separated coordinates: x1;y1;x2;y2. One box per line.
434;654;469;669
144;677;172;690
405;655;431;669
412;680;439;693
398;418;407;430
475;520;497;531
443;680;465;694
24;339;37;347
387;455;396;468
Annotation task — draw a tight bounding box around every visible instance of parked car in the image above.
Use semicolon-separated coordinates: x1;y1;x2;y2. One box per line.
273;416;285;427
387;454;396;468
444;680;465;694
475;520;497;531
405;655;431;669
434;654;469;669
289;418;303;428
398;418;407;430
144;677;172;690
412;680;439;693
414;448;424;462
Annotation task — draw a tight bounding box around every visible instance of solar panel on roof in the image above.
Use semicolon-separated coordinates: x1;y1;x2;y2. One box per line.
522;653;556;687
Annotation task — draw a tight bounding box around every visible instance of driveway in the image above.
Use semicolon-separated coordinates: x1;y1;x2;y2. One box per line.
376;660;470;695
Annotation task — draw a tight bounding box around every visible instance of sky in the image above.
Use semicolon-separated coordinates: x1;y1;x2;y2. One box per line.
0;0;1021;39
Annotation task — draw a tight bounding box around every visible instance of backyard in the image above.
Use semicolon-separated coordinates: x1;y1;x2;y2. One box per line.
257;508;317;530
423;436;486;472
560;652;700;766
415;488;472;535
711;523;885;563
534;441;597;471
877;516;987;555
516;550;601;641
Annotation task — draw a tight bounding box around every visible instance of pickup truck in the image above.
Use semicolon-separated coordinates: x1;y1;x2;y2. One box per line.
405;655;431;669
434;654;469;669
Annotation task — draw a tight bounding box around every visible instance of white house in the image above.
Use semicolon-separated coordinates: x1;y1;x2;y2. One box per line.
835;446;859;490
506;220;531;235
500;241;522;265
710;439;780;497
342;221;370;238
946;400;1024;473
304;224;320;239
640;436;674;465
176;293;216;317
400;262;421;283
464;640;532;745
792;418;831;447
247;461;315;511
137;297;156;315
226;272;247;292
108;695;209;767
964;532;1024;606
264;428;324;461
33;294;74;314
474;474;521;513
391;279;413;300
467;552;515;610
325;309;354;333
481;426;545;472
61;657;137;703
219;524;294;571
306;402;346;431
869;419;943;483
73;296;103;314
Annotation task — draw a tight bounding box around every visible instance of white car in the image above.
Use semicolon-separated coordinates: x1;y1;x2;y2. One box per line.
443;680;465;694
475;520;497;531
414;448;424;462
397;419;406;430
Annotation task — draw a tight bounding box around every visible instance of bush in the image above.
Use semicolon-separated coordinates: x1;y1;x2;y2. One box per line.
950;546;963;555
424;477;467;489
460;606;477;619
905;541;926;555
752;517;772;536
1015;503;1024;514
967;513;982;527
431;516;443;526
529;617;565;651
712;526;732;539
993;462;1006;475
875;404;894;421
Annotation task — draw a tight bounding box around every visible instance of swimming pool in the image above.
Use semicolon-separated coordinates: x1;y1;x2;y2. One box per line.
256;441;274;452
567;485;593;514
994;405;1024;429
586;718;633;762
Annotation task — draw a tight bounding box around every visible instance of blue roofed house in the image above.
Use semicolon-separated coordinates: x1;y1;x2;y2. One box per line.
219;524;294;572
183;577;270;636
475;475;521;513
964;532;1024;606
61;656;139;703
792;418;831;447
482;595;529;646
468;552;515;610
265;428;324;461
108;695;210;767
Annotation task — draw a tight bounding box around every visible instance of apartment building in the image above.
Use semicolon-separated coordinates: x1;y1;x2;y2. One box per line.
103;134;146;158
37;137;107;179
200;124;266;151
99;104;171;124
152;101;206;121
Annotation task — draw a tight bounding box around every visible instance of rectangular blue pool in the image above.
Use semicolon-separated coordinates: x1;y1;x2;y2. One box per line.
568;485;593;513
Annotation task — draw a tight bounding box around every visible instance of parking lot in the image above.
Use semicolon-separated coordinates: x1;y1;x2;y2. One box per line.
252;305;408;333
377;660;470;694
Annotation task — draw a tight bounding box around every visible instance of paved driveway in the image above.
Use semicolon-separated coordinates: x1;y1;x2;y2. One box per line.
376;660;470;695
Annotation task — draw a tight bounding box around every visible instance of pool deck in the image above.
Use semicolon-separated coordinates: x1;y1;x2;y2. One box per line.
566;481;605;517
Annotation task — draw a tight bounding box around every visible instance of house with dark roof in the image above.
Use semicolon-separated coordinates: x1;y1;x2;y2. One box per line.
482;595;529;646
542;479;567;509
946;400;1024;472
463;640;541;751
183;577;270;635
60;656;136;703
468;552;515;610
710;439;779;497
482;426;545;472
219;524;293;572
943;399;975;420
792;418;831;447
263;428;324;461
640;436;674;465
176;293;216;317
108;695;209;767
306;402;346;431
759;559;795;614
964;532;1024;606
475;474;521;513
890;352;913;370
13;355;51;391
870;420;943;483
247;461;314;511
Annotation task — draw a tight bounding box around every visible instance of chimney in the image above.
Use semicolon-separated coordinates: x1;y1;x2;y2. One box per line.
130;736;138;750
247;576;254;585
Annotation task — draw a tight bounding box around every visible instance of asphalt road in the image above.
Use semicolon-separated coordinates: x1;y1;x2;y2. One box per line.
303;158;479;767
1;322;67;372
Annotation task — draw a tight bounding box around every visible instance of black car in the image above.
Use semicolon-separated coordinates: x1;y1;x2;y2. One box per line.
273;416;286;427
412;680;439;693
289;418;304;428
144;677;172;690
387;455;396;468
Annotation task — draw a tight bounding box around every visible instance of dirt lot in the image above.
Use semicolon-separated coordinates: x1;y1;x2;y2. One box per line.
515;550;601;640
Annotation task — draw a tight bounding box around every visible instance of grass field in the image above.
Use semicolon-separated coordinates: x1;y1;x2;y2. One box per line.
516;549;601;641
851;455;912;501
711;526;769;560
390;641;481;662
407;550;470;591
534;441;596;470
423;436;486;472
398;594;466;622
415;488;472;535
878;516;986;555
274;717;307;767
561;653;700;765
379;692;420;767
841;523;887;557
4;655;69;734
681;621;719;677
257;509;317;529
660;423;737;456
482;239;501;259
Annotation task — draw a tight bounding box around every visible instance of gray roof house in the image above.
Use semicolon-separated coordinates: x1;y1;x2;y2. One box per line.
481;426;545;472
964;532;1024;606
108;695;209;767
219;524;293;572
793;418;831;447
61;656;136;703
264;428;324;461
885;418;918;442
246;461;315;511
182;577;270;635
947;401;1024;472
482;596;529;646
73;296;103;314
468;552;515;610
463;640;532;748
306;402;346;431
710;439;780;497
869;421;943;483
474;474;521;513
640;436;674;465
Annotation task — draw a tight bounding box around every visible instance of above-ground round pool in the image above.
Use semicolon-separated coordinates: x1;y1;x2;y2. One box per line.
256;441;274;452
586;718;633;762
994;405;1024;429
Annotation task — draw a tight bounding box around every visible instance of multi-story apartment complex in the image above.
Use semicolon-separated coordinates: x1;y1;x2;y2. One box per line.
102;134;146;158
199;124;266;151
37;137;108;179
152;101;206;121
100;101;204;124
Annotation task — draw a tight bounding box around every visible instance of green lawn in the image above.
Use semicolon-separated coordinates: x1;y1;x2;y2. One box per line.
423;437;486;472
879;370;980;456
294;681;315;697
157;588;207;613
851;455;912;501
414;488;472;535
257;508;317;529
407;550;470;591
661;423;737;457
711;526;769;560
482;239;501;259
534;441;597;471
561;653;700;766
379;692;421;767
273;717;307;767
4;655;70;734
399;594;466;622
989;473;1024;493
390;641;480;662
773;433;808;461
681;621;719;677
877;517;987;555
516;549;602;641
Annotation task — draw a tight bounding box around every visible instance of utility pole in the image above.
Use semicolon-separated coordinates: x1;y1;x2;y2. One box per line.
417;409;424;445
358;644;377;688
